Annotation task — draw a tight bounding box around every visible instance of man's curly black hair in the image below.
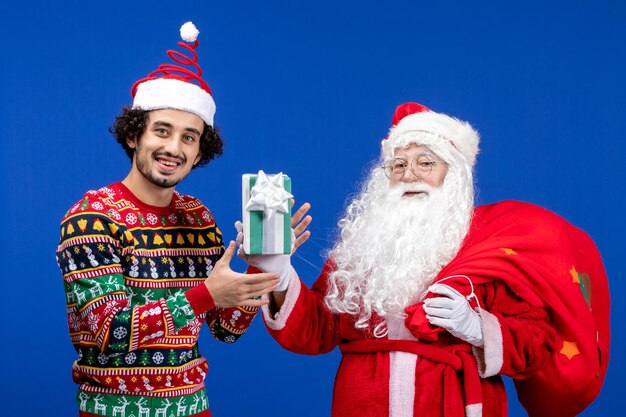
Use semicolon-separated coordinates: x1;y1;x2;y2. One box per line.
110;106;224;168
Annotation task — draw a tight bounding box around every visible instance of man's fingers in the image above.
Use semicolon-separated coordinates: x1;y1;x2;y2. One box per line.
244;272;280;284
245;280;280;294
241;273;280;295
234;220;243;233
247;284;280;299
239;298;271;307
291;202;311;228
219;241;236;265
236;272;280;300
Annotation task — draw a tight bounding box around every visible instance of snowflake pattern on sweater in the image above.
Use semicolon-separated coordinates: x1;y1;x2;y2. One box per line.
56;182;258;414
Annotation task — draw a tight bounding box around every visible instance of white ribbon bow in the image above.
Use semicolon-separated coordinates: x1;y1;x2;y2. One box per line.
245;170;293;219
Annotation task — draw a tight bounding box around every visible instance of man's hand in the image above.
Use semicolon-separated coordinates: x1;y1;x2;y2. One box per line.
204;241;280;307
291;200;312;254
423;283;484;347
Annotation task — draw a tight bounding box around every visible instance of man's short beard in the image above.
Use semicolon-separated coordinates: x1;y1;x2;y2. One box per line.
324;150;474;333
135;150;186;189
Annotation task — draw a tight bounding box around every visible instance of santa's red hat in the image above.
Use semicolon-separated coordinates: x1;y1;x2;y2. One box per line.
382;102;480;167
131;22;216;126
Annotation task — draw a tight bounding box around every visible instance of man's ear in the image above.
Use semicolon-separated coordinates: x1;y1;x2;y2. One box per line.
126;136;138;149
193;152;202;166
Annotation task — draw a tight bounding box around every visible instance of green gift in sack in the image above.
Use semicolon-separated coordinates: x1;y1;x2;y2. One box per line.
242;171;293;254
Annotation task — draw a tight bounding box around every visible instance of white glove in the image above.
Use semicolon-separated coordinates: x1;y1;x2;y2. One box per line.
234;221;295;291
423;283;484;347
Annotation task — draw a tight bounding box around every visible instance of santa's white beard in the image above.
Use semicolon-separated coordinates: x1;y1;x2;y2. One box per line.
325;165;473;334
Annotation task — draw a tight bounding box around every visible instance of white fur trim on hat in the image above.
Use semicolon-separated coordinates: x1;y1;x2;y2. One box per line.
382;111;480;167
132;78;216;126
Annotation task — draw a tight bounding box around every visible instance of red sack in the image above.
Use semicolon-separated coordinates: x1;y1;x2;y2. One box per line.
405;201;609;417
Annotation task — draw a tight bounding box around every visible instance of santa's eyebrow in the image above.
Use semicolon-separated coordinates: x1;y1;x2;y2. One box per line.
393;152;437;159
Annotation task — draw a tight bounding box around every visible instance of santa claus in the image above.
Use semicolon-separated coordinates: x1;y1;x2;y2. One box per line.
238;102;609;417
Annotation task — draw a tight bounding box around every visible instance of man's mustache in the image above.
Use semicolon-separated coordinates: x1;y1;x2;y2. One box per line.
153;151;186;165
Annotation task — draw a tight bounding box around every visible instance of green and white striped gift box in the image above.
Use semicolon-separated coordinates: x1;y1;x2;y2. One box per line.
242;173;292;254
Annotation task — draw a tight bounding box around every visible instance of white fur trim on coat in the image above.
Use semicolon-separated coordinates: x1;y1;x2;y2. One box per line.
386;315;419;417
465;402;483;417
132;78;216;126
261;273;302;331
472;309;503;378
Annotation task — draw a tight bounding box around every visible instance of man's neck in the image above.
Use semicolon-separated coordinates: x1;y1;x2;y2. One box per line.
122;170;175;208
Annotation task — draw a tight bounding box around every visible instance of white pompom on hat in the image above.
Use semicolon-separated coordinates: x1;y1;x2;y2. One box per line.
382;102;480;167
180;21;200;42
131;21;216;126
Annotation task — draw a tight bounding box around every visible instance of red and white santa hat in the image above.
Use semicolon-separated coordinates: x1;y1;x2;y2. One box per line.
131;22;216;126
382;102;480;167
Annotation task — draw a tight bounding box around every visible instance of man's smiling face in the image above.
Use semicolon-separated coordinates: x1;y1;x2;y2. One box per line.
127;108;204;189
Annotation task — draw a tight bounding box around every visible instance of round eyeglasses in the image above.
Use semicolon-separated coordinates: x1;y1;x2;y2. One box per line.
382;155;439;180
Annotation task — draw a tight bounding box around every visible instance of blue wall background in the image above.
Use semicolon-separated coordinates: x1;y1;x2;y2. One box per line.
1;1;623;415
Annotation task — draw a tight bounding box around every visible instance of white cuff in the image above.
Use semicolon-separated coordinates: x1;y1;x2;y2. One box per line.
472;309;503;378
262;273;301;331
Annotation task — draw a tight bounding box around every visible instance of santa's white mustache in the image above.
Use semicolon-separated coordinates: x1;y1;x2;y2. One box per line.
386;183;436;199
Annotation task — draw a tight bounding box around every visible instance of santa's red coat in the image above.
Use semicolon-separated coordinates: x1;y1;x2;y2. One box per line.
263;201;609;417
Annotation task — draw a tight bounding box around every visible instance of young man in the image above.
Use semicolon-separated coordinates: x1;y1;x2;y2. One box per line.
240;103;609;417
56;22;281;417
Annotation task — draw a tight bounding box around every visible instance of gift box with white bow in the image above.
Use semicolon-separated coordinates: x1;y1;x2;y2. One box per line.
242;171;293;254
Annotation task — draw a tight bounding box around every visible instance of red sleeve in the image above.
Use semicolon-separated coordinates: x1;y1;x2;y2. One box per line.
201;262;260;343
476;280;558;378
264;260;343;355
185;284;215;316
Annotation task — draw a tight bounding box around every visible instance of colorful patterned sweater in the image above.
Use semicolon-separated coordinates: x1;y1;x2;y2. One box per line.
56;182;258;416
